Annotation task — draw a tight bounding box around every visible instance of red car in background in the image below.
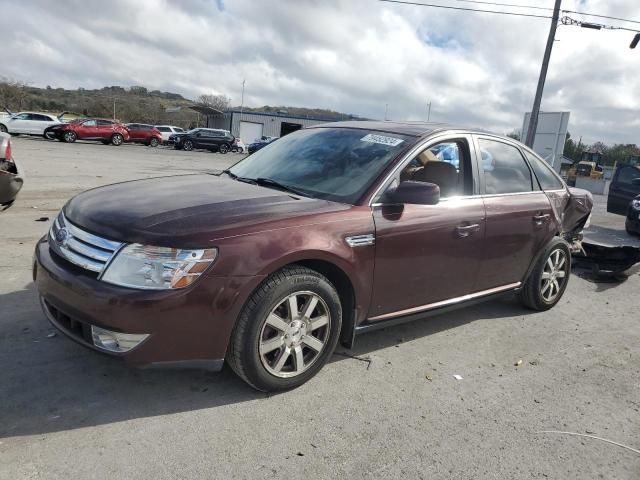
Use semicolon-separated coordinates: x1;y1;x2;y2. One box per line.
44;118;130;146
125;123;163;147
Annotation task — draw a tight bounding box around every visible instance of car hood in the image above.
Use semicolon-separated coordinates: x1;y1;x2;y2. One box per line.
63;174;349;247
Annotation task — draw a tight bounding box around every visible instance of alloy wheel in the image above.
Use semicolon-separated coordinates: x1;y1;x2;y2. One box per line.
112;134;123;146
0;124;7;133
259;291;331;378
540;248;567;303
183;140;193;151
219;144;229;154
149;138;159;147
63;131;76;143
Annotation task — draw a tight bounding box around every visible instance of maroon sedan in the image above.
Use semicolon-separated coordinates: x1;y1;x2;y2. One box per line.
34;122;592;391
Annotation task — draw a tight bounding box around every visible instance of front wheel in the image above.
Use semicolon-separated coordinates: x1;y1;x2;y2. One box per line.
0;124;7;133
182;139;194;151
518;238;571;311
227;266;342;392
63;131;77;143
111;133;124;146
149;137;159;147
219;143;230;154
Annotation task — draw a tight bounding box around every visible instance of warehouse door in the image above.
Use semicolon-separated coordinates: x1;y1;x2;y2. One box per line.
239;121;264;144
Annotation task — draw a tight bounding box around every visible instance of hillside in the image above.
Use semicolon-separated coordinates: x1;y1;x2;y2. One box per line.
0;80;361;126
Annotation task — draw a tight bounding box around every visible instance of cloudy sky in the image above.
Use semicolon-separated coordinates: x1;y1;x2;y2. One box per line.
2;0;639;144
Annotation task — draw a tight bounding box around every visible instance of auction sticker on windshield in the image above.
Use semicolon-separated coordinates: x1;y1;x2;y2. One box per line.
360;133;404;147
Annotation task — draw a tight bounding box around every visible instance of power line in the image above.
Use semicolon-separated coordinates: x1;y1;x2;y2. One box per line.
562;9;640;27
451;0;553;12
377;0;552;19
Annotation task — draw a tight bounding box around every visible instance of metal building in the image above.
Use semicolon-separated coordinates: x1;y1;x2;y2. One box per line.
207;110;340;143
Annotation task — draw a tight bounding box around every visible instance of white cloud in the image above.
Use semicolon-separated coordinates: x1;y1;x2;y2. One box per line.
1;0;639;144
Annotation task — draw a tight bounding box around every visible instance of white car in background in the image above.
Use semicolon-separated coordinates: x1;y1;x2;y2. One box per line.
154;125;185;144
0;111;62;136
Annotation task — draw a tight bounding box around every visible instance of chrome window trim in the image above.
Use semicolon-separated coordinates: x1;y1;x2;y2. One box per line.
367;282;521;322
371;189;547;208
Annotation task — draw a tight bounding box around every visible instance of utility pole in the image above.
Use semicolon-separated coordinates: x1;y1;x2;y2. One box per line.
427;102;431;122
240;79;246;115
384;103;389;121
113;98;116;120
524;0;562;148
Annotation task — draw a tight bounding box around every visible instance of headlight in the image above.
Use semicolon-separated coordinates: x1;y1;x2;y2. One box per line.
101;244;217;290
632;199;640;210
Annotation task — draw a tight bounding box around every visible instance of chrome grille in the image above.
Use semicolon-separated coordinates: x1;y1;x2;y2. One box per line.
49;212;123;273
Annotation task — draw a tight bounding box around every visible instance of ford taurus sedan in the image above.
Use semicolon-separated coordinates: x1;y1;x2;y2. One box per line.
34;121;592;391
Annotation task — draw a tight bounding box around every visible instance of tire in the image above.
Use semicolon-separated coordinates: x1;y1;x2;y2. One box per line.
227;265;342;392
626;220;638;236
101;140;110;145
63;131;77;143
183;139;193;151
231;147;239;153
518;238;571;311
0;124;7;133
43;131;56;140
111;133;124;146
149;137;159;147
219;143;230;154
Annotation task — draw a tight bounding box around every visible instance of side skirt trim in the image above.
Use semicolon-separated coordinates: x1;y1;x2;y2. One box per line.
356;282;521;334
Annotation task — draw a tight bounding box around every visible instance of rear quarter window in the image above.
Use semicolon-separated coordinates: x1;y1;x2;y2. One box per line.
524;151;564;190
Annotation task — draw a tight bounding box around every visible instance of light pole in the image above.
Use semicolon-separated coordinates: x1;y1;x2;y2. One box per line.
240;79;246;115
427;101;431;122
384;103;389;121
524;0;562;148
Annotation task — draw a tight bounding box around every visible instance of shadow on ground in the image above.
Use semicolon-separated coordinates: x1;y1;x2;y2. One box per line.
0;282;545;439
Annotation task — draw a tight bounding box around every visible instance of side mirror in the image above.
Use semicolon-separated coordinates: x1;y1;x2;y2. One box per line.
631;178;640;186
386;181;440;205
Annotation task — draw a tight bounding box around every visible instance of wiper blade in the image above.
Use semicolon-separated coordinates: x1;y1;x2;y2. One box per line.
221;169;257;185
254;177;308;197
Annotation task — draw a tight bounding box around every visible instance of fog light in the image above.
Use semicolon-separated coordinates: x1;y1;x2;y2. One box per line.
91;326;149;353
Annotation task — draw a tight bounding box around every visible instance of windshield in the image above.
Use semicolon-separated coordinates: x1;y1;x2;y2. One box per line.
228;127;411;204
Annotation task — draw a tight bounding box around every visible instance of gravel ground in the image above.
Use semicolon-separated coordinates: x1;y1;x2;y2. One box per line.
1;137;639;480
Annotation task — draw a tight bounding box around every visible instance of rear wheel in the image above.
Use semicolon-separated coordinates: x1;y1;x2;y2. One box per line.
111;133;123;146
183;139;194;151
227;266;342;392
0;124;7;133
219;143;230;154
518;238;571;311
149;137;159;147
626;220;637;236
63;131;77;143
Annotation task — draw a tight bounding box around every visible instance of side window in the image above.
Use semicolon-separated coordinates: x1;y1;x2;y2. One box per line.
97;120;113;126
479;138;533;195
14;113;31;120
395;139;472;198
617;166;640;185
524;151;564;190
33;114;51;122
83;120;97;127
156;126;169;132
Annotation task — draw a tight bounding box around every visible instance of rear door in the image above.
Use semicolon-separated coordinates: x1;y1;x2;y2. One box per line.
97;120;115;139
368;134;487;321
30;114;56;134
473;135;555;290
607;165;640;215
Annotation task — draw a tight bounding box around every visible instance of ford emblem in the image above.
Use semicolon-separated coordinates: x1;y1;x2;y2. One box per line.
55;228;69;245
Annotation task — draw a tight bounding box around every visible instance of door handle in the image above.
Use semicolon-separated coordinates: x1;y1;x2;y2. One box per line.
533;213;550;224
456;223;480;238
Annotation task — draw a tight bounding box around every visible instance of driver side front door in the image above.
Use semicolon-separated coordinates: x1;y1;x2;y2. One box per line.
368;135;487;322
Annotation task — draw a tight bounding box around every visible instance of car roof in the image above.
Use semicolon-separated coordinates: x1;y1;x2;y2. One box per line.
310;120;491;137
16;111;59;117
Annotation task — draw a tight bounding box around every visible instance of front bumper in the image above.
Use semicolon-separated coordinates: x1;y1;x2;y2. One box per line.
34;236;260;369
